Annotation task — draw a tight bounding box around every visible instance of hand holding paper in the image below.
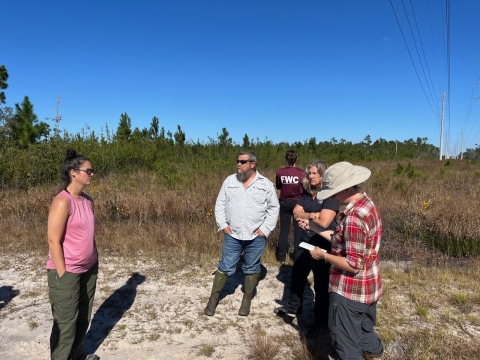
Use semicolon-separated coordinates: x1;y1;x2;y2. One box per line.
299;242;327;252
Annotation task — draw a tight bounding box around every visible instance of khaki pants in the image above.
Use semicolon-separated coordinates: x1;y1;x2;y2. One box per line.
47;264;98;360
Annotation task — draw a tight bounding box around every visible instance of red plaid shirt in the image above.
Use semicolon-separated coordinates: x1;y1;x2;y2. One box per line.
329;193;382;304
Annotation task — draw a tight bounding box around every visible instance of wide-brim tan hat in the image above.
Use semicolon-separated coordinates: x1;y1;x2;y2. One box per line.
317;161;371;200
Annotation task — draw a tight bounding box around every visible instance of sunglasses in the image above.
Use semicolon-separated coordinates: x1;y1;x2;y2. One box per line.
236;160;254;164
78;168;95;175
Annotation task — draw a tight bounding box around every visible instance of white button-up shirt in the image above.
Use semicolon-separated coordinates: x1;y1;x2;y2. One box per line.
215;171;280;240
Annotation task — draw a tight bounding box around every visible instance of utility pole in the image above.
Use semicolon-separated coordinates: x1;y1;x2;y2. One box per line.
460;129;464;160
440;91;444;160
446;132;450;159
45;93;63;138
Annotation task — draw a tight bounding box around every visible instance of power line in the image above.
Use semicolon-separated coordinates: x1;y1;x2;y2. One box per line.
463;86;480;148
446;0;451;154
461;80;480;132
426;0;444;94
402;0;437;106
409;0;439;98
390;0;437;116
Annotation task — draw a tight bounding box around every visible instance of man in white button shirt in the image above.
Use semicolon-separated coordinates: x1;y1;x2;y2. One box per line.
204;150;280;316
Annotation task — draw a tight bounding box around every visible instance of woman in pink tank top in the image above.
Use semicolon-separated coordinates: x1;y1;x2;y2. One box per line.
46;149;99;360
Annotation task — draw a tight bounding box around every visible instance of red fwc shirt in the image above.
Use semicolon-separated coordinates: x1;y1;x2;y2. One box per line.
329;193;382;304
275;166;305;201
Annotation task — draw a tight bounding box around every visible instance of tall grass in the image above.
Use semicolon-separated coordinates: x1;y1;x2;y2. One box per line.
2;158;480;359
368;159;480;258
1;159;479;259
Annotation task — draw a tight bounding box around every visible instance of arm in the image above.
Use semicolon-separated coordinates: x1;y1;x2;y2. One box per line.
308;197;339;228
257;182;280;237
293;204;310;220
88;196;98;241
309;215;367;275
47;196;70;277
297;217;334;241
310;208;336;228
275;172;282;190
311;247;360;274
214;180;230;233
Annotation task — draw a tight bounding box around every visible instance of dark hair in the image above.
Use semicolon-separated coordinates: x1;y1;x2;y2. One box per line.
238;150;257;171
285;150;297;166
61;149;90;185
352;184;363;193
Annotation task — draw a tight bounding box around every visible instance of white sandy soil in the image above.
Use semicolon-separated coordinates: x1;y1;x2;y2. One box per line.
1;255;319;360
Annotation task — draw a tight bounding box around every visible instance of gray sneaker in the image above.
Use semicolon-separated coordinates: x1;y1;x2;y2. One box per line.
85;355;100;360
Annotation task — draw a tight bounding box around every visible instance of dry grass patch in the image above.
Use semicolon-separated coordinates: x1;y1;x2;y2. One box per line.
396;327;479;359
197;343;215;357
449;292;471;313
246;334;280;360
377;261;480;358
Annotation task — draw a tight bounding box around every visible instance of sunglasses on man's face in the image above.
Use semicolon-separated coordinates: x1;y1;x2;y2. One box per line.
236;159;253;164
78;168;95;175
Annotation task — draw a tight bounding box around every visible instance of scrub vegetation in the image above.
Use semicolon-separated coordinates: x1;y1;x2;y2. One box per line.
1;69;480;357
1;155;480;358
1;156;479;258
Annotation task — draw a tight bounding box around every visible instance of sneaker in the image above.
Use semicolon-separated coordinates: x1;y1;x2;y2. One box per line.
274;305;302;316
85;355;100;360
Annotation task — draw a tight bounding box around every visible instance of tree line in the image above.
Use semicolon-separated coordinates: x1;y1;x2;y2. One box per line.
1;63;478;189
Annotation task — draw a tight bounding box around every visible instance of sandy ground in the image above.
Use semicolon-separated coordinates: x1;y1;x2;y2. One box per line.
1;254;320;360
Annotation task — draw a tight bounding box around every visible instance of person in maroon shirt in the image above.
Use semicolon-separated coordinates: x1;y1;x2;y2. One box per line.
275;150;305;263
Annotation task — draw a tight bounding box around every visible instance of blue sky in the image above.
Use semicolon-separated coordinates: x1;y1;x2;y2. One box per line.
2;1;480;154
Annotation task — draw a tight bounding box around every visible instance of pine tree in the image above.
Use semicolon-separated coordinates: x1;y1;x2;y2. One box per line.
149;116;159;140
217;127;232;147
116;112;132;141
174;124;186;146
0;65;8;104
10;96;50;147
242;133;250;148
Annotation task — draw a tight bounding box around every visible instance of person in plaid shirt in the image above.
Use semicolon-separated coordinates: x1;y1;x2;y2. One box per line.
298;162;384;360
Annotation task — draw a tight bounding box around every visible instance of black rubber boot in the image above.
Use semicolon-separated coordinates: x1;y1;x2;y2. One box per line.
238;272;260;316
204;271;228;316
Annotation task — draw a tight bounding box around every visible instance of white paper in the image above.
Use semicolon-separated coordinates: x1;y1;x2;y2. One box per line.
299;242;327;252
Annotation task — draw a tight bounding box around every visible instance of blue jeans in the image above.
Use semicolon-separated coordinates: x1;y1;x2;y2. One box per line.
218;234;266;276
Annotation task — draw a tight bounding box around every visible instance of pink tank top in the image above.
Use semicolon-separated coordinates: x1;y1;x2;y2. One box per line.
46;190;98;273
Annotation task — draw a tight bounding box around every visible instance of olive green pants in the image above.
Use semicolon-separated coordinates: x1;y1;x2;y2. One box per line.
47;264;98;360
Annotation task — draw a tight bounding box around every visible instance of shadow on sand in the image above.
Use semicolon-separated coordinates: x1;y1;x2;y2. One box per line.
0;286;19;310
84;272;145;353
273;263;315;330
274;264;336;359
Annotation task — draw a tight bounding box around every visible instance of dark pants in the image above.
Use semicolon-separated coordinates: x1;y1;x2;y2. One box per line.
286;234;331;328
47;264;98;360
329;293;383;360
276;199;302;261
